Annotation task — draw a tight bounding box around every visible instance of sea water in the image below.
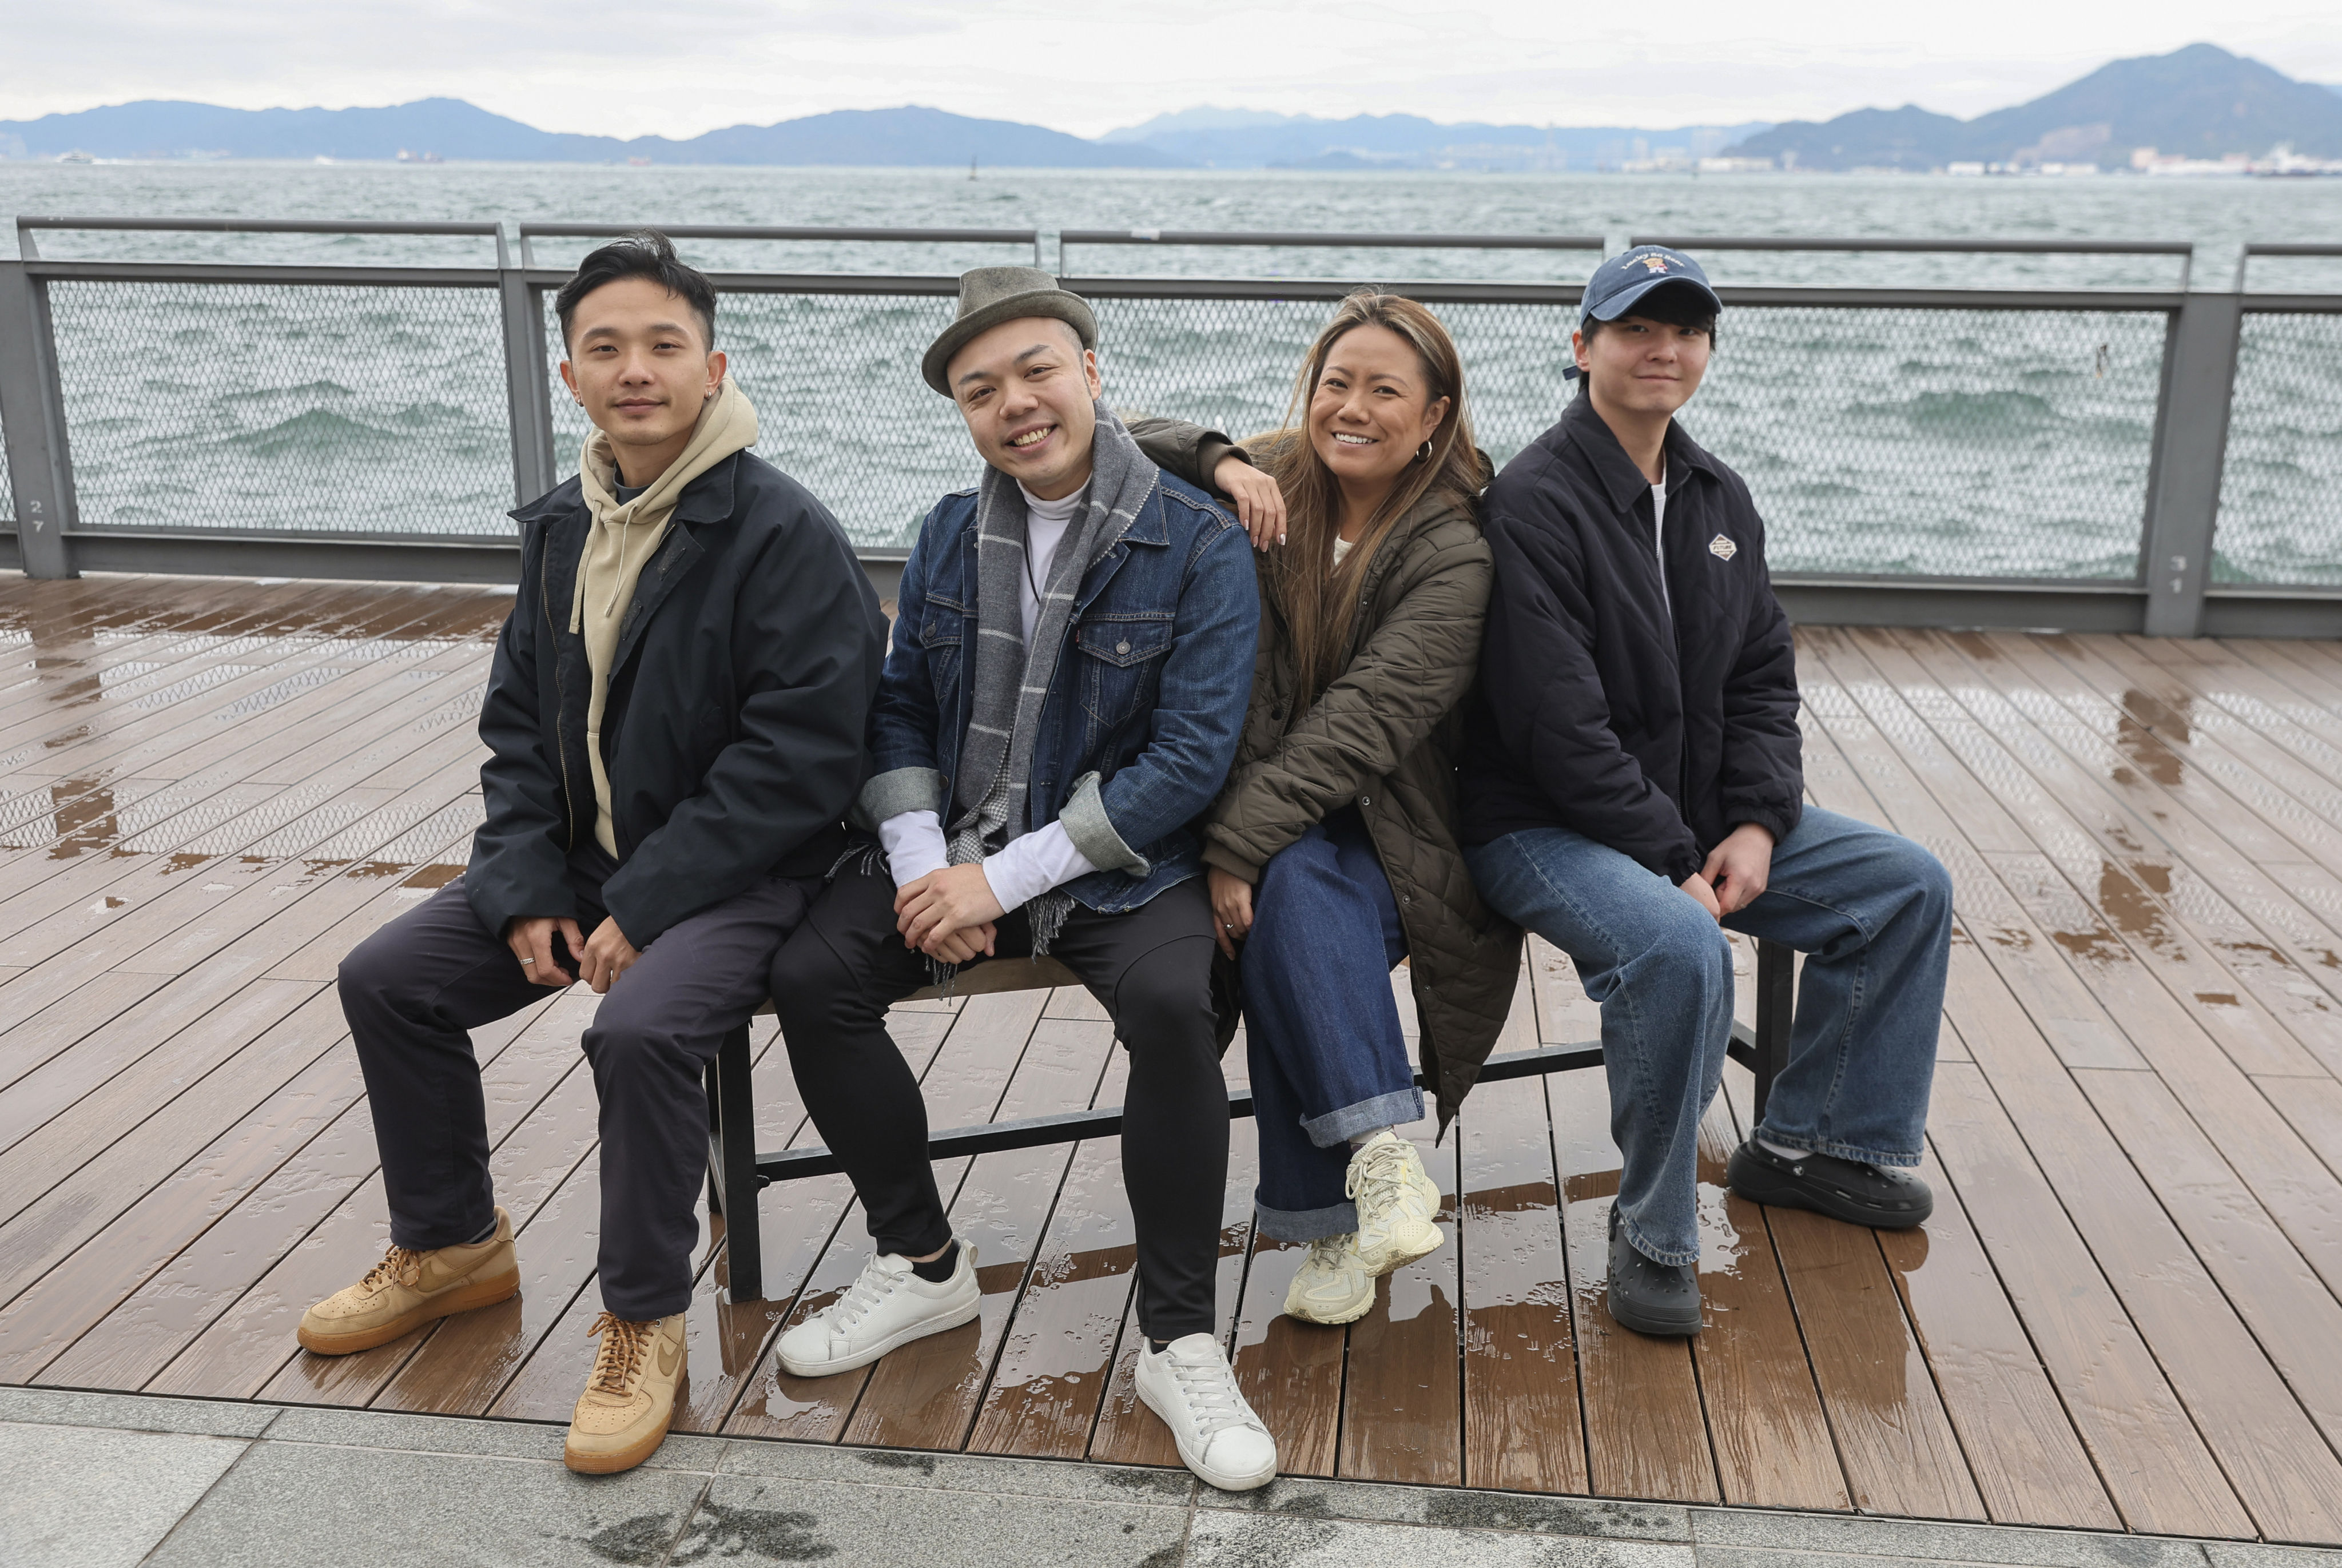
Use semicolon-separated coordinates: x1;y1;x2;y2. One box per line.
5;164;2338;582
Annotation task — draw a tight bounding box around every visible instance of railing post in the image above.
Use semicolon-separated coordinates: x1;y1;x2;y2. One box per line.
0;260;80;578
498;264;557;508
2138;260;2242;639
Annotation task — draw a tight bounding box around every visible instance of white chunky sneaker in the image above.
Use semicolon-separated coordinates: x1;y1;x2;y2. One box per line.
774;1240;980;1378
1347;1129;1444;1278
1282;1233;1375;1325
1135;1332;1277;1491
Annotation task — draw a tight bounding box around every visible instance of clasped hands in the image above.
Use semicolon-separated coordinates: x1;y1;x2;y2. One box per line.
894;862;1005;962
1679;822;1775;922
506;914;639;994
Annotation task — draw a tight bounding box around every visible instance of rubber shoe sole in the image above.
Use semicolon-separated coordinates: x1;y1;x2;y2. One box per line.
295;1268;521;1356
776;1297;981;1379
1727;1143;1934;1228
564;1400;679;1476
1357;1218;1444;1280
1283;1272;1375;1326
1136;1378;1277;1492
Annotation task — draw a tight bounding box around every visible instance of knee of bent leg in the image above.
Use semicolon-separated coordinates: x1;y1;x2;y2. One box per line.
1897;838;1956;924
1636;893;1733;984
337;920;423;1015
1112;942;1218;1051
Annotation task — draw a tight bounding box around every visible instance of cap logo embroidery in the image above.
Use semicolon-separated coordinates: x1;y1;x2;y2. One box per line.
1709;534;1738;561
1640;254;1671;273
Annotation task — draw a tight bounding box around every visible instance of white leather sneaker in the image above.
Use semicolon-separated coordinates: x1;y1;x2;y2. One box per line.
1347;1129;1444;1277
774;1240;980;1378
1135;1332;1277;1492
1282;1233;1375;1325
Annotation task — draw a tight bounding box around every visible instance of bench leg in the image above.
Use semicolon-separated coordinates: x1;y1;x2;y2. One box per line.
705;1023;764;1303
1752;939;1794;1129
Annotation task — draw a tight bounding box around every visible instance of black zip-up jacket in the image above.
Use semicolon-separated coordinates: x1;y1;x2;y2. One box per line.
468;449;887;948
1460;394;1802;882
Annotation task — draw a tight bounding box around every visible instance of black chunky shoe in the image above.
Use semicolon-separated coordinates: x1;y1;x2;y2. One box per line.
1606;1205;1701;1337
1727;1140;1934;1228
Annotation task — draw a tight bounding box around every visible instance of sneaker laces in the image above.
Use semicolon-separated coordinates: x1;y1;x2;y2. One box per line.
1302;1234;1354;1275
1166;1347;1256;1440
360;1245;423;1291
584;1313;654;1395
1345;1136;1413;1210
829;1259;904;1332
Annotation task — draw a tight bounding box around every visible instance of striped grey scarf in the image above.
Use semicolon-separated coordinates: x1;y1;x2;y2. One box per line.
947;403;1156;953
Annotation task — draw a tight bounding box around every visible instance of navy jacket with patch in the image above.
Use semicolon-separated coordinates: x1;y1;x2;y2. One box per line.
1460;393;1802;882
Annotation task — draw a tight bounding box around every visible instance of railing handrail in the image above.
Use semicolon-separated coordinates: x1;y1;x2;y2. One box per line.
15;214;509;268
1058;229;1606;249
1625;234;2196;254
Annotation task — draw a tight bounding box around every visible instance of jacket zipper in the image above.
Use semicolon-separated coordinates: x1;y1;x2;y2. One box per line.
540;535;579;852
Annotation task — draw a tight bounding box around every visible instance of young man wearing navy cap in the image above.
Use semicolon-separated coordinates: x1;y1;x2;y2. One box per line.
1458;246;1953;1337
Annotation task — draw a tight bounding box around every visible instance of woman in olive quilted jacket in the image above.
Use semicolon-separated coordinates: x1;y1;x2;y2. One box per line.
1131;291;1521;1328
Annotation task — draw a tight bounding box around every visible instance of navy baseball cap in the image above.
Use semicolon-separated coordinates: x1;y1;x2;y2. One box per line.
1579;245;1720;327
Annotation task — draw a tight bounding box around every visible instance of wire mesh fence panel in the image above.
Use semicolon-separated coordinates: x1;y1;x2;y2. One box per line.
1691;307;2165;580
2214;312;2342;588
0;401;13;528
544;288;971;550
47;281;514;537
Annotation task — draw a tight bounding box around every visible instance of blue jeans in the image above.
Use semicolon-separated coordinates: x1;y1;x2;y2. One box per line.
1465;807;1951;1268
1242;809;1424;1241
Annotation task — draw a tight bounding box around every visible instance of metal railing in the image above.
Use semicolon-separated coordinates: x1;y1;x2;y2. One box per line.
3;216;2337;638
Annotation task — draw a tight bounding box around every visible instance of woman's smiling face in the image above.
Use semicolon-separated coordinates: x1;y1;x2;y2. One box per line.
1306;323;1449;498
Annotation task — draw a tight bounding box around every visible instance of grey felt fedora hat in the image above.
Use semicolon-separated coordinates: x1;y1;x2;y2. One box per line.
921;266;1098;395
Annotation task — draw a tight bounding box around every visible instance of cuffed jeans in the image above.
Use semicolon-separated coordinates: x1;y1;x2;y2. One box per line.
338;852;819;1320
1242;808;1423;1241
1465;807;1950;1268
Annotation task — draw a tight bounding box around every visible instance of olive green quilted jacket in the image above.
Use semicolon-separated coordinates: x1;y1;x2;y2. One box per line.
1130;417;1524;1129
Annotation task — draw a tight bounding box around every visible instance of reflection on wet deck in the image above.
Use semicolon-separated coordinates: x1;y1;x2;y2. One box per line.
7;576;2342;1545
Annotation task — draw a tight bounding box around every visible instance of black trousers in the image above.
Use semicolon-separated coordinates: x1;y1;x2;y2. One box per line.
337;852;819;1320
769;860;1228;1342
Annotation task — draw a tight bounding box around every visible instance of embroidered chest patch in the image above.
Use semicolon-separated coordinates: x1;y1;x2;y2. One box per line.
1709;534;1738;561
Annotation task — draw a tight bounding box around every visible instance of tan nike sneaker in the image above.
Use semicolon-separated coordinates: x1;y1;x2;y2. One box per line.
296;1207;519;1355
564;1311;687;1475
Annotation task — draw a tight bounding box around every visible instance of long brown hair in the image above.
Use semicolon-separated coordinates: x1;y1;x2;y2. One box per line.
1255;292;1484;698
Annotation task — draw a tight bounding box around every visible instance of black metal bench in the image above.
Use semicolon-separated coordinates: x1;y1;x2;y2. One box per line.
704;940;1796;1302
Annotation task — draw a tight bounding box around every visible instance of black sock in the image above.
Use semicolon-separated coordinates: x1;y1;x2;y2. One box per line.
910;1241;959;1284
1148;1338;1172;1354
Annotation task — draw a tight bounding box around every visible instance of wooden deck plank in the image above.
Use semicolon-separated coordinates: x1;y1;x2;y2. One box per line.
1336;1101;1463;1486
1691;1087;1852;1514
1458;979;1590;1496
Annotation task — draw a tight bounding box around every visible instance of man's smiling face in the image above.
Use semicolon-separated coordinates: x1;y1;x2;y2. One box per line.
947;316;1102;501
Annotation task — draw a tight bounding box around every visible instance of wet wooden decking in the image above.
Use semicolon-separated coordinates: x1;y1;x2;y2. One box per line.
6;574;2342;1545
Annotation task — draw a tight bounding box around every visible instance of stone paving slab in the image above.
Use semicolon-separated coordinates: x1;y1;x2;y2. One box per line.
13;1389;2342;1566
0;1420;249;1568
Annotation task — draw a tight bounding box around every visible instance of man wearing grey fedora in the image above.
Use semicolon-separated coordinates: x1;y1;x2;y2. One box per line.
766;268;1276;1490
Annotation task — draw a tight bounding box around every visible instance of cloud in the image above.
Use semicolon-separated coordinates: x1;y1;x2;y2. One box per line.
2;0;2336;139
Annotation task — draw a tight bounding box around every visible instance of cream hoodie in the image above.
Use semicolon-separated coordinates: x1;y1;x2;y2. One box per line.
572;376;760;857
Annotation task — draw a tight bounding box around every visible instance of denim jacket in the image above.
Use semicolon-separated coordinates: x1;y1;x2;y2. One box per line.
858;469;1259;913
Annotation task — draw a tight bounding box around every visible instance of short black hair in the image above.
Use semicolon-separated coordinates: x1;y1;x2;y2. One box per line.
1582;280;1717;344
555;229;717;351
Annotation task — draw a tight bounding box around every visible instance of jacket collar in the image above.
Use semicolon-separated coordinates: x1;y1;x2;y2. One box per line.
507;450;742;529
1558;393;1716;514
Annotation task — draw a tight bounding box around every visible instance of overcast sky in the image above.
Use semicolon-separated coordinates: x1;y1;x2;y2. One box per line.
3;1;2338;138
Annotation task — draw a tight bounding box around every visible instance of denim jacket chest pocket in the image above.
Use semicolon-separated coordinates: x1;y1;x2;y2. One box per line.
919;595;968;713
1074;613;1173;731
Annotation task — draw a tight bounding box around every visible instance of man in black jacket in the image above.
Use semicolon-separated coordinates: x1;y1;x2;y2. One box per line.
293;233;886;1471
1461;246;1951;1338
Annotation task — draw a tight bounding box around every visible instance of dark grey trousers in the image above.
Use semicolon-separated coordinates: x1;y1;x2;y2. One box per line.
337;853;818;1320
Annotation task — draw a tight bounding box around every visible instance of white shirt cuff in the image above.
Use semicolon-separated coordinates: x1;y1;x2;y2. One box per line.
980;821;1099;912
877;810;951;888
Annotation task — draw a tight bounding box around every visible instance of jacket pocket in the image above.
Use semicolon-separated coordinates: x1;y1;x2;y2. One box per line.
921;600;966;712
1075;615;1172;730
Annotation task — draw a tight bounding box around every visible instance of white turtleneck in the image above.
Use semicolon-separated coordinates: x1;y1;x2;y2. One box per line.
876;480;1099;912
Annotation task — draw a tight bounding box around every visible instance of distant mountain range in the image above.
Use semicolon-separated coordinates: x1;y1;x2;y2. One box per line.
0;98;1184;168
0;43;2331;172
1735;44;2342;169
